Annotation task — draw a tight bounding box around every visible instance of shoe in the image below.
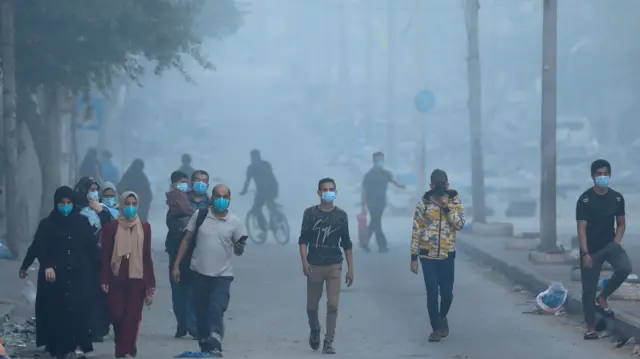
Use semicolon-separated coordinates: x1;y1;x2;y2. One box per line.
428;332;441;342
309;327;321;351
438;317;449;338
174;330;187;338
322;338;336;354
595;296;613;316
583;330;599;340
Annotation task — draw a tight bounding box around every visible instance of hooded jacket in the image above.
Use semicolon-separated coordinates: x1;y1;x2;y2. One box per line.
410;189;465;260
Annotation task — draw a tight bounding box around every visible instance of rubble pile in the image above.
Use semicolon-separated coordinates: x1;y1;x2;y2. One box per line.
0;317;38;358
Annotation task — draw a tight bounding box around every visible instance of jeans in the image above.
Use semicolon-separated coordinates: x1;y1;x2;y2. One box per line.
581;242;632;328
306;264;342;339
367;205;387;250
420;253;456;332
191;272;233;350
168;255;196;335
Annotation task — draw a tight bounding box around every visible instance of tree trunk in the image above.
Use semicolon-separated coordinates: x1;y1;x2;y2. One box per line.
2;0;23;257
464;0;487;223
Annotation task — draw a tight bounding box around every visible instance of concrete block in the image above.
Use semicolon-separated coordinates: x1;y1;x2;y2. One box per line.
505;199;537;218
528;249;573;264
505;238;540;251
472;222;514;237
520;232;540;239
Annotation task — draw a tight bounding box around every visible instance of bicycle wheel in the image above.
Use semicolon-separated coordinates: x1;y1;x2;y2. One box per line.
271;210;291;245
246;211;267;244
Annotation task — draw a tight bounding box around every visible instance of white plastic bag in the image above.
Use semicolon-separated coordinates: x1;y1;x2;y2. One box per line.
535;282;568;314
22;280;36;305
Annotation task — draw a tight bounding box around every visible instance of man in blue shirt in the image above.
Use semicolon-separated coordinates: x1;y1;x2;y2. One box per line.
100;150;120;184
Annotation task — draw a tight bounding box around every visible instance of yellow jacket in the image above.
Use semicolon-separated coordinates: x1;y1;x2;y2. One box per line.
410;189;465;260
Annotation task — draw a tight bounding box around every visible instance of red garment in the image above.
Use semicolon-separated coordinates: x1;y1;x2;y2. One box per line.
100;221;155;357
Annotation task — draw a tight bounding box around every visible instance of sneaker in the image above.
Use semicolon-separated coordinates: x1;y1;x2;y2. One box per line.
309;327;321;351
174;330;187;338
322;339;336;354
428;332;441;342
595;296;613;314
583;330;599;340
438;317;449;338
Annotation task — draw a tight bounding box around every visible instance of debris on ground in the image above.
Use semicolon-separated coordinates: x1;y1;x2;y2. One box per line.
523;283;568;316
1;316;37;358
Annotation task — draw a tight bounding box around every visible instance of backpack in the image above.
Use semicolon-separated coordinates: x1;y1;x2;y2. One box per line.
180;208;209;282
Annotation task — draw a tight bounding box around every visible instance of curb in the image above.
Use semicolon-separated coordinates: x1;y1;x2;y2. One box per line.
457;238;640;339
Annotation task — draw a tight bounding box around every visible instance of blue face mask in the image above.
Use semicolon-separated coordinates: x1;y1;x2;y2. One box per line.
594;175;610;190
374;161;384;168
175;183;189;192
213;198;230;212
57;203;73;216
89;191;99;201
123;206;137;220
192;181;208;196
102;197;116;208
321;191;337;203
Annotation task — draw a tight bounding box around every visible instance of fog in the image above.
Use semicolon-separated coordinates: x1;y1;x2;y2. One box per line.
13;0;640;246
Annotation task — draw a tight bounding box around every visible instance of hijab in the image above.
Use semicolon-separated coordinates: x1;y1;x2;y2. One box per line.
73;176;102;230
101;181;120;219
49;186;76;222
111;191;144;279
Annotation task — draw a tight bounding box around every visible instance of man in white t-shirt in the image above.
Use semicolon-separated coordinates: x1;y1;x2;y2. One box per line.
173;183;248;355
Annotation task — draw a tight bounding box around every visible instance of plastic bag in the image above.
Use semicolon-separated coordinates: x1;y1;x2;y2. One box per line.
0;240;14;259
535;282;568;314
22;280;36;305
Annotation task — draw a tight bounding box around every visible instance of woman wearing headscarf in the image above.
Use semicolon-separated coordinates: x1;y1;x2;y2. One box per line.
117;159;153;222
101;181;120;219
101;191;155;358
35;186;97;359
73;176;115;342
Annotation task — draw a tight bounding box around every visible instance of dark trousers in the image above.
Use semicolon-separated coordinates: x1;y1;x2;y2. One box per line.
108;279;145;357
191;272;233;350
90;270;111;339
168;254;197;335
367;205;387;250
420;253;455;332
580;242;632;328
252;195;277;232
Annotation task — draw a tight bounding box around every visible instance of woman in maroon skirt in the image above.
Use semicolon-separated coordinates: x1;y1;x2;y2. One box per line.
101;191;155;358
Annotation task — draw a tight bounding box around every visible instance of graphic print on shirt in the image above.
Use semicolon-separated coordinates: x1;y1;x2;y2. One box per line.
312;218;340;247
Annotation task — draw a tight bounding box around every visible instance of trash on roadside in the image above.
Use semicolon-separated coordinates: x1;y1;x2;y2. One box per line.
0;239;13;260
523;283;568;315
1;316;37;357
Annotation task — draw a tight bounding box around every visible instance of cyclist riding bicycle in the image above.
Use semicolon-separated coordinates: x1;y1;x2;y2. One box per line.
240;149;279;241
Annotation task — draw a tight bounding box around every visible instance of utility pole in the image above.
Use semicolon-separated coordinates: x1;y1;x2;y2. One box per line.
413;0;427;194
364;0;373;143
463;0;487;223
386;0;395;162
538;0;559;253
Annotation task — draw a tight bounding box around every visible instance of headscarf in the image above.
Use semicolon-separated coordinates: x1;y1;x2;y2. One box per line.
73;176;103;230
111;191;144;279
101;181;120;219
49;186;76;222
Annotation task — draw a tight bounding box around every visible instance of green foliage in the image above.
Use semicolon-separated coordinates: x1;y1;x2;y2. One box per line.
14;0;243;94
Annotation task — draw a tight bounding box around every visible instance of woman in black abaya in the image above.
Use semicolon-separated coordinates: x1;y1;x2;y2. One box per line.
36;186;98;359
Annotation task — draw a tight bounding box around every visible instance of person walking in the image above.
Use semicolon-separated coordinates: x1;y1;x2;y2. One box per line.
576;159;632;340
101;191;156;358
35;186;97;359
117;159;153;222
410;169;465;342
360;151;405;252
172;184;247;355
299;178;354;354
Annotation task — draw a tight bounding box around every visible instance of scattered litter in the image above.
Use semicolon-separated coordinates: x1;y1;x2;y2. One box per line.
0;240;13;260
1;316;37;357
512;285;525;292
21;282;36;306
523;283;568;315
174;351;221;358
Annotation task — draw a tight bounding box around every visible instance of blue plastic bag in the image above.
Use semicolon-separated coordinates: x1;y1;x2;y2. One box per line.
0;241;14;259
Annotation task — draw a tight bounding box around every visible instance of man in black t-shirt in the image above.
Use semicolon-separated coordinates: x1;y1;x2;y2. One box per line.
361;151;405;252
298;178;354;354
576;159;632;340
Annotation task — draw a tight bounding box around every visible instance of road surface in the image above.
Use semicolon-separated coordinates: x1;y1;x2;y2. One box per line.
87;236;634;359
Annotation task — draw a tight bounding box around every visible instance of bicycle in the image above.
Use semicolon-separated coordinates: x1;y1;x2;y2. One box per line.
245;202;290;245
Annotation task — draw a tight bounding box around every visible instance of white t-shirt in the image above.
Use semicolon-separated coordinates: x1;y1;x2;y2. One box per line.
186;210;247;277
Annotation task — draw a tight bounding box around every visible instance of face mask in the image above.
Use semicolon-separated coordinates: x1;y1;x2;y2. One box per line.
321;191;337;203
192;181;208;195
594;175;610;190
175;183;189;192
374;161;384;168
57;204;73;216
213;198;230;212
123;206;137;220
89;191;99;201
102;197;116;207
